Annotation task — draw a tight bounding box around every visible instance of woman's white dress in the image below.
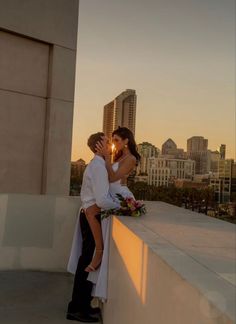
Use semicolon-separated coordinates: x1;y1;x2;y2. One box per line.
67;161;134;302
109;161;135;199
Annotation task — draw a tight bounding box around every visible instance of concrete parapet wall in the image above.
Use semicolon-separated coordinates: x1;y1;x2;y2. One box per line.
103;201;236;324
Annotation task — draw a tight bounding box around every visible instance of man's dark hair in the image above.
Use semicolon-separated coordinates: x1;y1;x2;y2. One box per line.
87;132;105;153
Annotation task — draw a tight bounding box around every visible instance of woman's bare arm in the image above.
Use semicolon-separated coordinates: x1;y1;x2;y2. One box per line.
104;154;136;182
95;140;136;182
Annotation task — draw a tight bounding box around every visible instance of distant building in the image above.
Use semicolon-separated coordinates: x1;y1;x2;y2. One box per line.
219;144;226;160
193;174;211;183
70;159;86;195
162;138;177;154
187;136;208;152
174;179;208;189
134;175;148;183
231;162;236;200
136;142;160;176
71;159;86;180
103;89;137;140
209;159;234;203
207;150;220;173
147;157;195;187
161;138;185;159
187;136;208;174
103;101;115;141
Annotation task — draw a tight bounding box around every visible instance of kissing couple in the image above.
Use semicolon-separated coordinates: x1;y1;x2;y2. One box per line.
67;127;140;322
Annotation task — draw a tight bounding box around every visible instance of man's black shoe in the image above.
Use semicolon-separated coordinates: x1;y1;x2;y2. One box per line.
88;307;101;315
66;311;99;322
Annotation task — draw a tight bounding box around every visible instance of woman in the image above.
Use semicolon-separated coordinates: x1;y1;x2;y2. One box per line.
98;126;140;198
84;127;140;272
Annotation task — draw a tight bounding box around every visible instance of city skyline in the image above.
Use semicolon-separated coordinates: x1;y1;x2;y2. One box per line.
71;0;235;163
72;132;232;164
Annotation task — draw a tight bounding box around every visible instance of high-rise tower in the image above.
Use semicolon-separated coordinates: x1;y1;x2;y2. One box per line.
103;89;137;139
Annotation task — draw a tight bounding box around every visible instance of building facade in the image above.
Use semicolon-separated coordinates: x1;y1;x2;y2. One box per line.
161;138;185;159
210;159;234;203
147;157;195;187
0;0;79;195
187;136;208;174
103;101;115;141
103;89;137;139
71;159;86;180
187;136;208;152
231;162;236;200
219;144;226;160
207;150;220;173
136;142;160;176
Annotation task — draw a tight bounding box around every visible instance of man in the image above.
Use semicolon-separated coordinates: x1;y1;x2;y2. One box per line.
67;132;120;323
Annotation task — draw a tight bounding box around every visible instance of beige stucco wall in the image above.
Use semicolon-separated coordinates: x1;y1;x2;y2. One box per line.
0;194;80;271
0;0;79;195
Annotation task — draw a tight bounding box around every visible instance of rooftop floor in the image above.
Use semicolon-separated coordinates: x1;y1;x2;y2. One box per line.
0;271;101;324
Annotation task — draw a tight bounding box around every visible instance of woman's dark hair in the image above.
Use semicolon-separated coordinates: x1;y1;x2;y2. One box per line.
112;127;141;163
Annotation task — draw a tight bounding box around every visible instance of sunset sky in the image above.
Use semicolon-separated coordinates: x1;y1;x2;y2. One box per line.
71;0;235;163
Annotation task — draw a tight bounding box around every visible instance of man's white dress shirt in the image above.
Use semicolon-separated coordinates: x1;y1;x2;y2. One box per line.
67;155;120;302
80;155;120;211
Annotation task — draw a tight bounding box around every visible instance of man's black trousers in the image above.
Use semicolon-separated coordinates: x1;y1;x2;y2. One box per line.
67;209;101;314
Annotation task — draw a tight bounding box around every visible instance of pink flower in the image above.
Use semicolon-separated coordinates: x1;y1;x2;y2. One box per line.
126;197;135;204
135;201;143;208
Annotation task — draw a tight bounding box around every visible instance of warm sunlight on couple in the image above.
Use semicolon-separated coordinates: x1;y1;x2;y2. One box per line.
66;127;145;323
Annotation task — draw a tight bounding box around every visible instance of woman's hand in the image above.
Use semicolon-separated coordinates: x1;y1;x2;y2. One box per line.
95;140;110;159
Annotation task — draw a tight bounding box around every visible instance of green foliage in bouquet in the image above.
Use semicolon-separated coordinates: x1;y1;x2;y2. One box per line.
101;194;146;220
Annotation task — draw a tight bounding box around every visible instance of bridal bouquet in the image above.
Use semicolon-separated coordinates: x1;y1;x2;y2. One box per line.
101;194;146;220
